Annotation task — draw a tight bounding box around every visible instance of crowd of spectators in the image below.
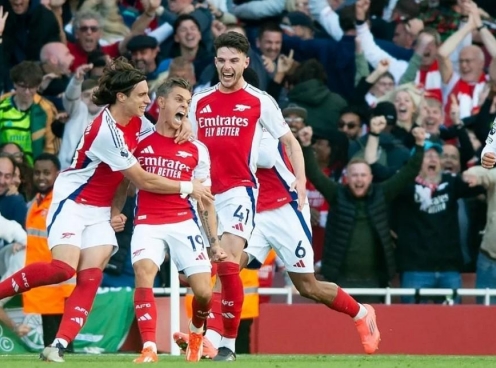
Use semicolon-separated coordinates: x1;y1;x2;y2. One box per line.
1;0;496;312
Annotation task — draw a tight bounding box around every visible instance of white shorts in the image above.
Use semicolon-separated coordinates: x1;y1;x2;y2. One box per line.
215;186;258;241
245;201;314;273
47;199;118;253
130;219;211;277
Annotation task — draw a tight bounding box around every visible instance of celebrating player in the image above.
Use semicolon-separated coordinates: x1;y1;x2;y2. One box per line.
188;31;306;361
0;58;213;363
174;132;381;356
111;77;226;363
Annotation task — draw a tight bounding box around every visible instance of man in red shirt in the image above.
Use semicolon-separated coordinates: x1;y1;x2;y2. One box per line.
189;32;306;361
116;77;226;363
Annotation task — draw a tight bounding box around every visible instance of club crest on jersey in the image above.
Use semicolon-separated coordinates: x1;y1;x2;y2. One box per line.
233;104;251;112
177;151;193;158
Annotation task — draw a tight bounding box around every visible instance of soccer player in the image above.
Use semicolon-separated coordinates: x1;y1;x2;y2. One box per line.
189;31;306;361
0;58;213;362
113;77;227;363
174;132;381;356
482;120;496;169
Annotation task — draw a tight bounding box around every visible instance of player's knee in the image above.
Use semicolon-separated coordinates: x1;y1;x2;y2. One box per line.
50;259;76;282
293;275;318;300
133;260;158;285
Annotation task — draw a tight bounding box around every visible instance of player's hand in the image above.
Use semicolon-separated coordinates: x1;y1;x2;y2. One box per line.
462;172;479;187
482;152;496;169
290;177;307;211
297;126;313;147
210;245;227;262
175;117;193;144
110;214;127;232
190;179;215;209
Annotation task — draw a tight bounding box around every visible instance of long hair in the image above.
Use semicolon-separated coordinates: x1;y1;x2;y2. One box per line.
92;57;146;106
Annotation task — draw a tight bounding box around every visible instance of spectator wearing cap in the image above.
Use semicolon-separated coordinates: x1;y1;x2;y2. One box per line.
391;140;485;303
299;124;426;303
282;104;307;137
282;11;315;40
127;35;171;82
159;15;214;81
350;101;409;182
288;59;347;132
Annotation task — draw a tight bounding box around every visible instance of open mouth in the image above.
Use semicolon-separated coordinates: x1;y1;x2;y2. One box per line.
443;164;454;173
427;164;437;173
222;72;234;80
175;111;185;123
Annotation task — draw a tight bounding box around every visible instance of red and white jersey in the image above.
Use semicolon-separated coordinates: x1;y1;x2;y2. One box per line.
189;83;290;195
134;132;211;225
53;108;154;207
256;133;297;213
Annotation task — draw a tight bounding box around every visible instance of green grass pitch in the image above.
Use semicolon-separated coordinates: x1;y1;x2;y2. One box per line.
0;354;495;367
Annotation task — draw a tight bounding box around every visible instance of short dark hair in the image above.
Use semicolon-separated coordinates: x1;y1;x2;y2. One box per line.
34;153;61;171
92;57;146;106
291;59;328;86
214;31;250;56
10;61;43;87
173;14;201;35
156;77;192;98
0;152;17;174
338;5;356;33
258;22;283;40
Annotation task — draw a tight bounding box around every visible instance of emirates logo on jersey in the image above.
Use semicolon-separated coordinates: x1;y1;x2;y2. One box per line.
138;156;192;179
198;116;249;137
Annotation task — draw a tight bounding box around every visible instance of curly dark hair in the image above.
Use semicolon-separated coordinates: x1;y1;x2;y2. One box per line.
92;57;146;106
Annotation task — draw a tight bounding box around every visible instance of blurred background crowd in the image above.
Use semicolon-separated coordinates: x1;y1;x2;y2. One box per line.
1;0;496;342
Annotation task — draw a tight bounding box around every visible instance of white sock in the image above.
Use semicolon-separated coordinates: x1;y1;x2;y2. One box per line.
52;338;68;348
189;321;204;334
143;341;157;353
353;304;368;321
205;329;222;349
219;337;236;352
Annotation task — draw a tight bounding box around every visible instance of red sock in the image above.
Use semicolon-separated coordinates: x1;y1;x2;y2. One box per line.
217;262;243;338
206;292;223;334
0;260;75;299
328;287;360;318
134;288;157;343
55;268;103;343
191;295;212;329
